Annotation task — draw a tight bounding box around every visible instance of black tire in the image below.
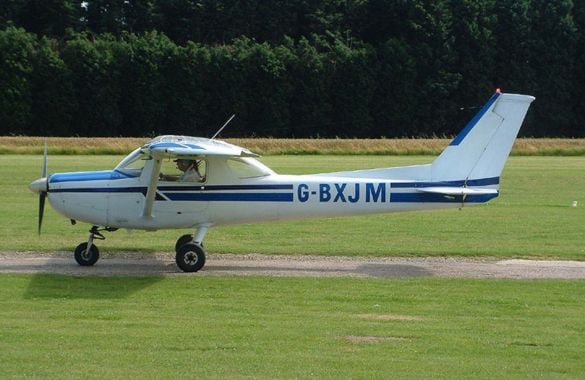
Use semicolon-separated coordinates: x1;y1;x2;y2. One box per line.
175;234;194;252
74;242;99;266
176;243;206;273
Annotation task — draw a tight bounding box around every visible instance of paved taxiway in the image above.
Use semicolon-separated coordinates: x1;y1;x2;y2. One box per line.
2;252;585;278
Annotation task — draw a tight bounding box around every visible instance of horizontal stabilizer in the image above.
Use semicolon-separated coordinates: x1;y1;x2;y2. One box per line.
416;187;498;196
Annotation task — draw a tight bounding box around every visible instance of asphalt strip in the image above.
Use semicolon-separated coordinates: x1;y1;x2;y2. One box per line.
1;252;585;279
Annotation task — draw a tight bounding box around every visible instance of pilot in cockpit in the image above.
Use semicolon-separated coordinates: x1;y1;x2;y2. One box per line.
160;159;203;182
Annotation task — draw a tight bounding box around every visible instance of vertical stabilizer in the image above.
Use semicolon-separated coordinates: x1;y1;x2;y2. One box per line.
431;92;535;183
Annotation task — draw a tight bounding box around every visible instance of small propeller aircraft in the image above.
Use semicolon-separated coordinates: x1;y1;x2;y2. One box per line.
29;91;534;272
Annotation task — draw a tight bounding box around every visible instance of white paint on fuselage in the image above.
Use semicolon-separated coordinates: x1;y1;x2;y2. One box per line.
47;159;484;231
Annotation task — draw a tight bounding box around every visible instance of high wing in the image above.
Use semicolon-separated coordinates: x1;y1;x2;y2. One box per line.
141;135;259;160
140;135;260;218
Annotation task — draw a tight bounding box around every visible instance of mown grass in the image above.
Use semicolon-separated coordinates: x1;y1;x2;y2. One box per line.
2;136;585;155
1;275;584;379
1;154;584;259
0;275;585;379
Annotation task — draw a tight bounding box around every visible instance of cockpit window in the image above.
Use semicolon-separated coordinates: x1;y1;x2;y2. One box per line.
227;158;272;178
115;148;147;176
160;158;206;183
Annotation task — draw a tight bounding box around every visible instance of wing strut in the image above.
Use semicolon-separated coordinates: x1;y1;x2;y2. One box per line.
142;158;163;218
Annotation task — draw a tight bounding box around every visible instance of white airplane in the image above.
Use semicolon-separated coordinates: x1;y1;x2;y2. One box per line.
29;91;534;272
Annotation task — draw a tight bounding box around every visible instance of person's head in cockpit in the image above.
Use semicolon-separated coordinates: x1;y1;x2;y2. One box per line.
173;159;202;182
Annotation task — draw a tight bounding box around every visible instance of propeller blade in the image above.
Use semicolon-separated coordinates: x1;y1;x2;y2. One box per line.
38;141;48;235
38;189;46;235
42;141;48;178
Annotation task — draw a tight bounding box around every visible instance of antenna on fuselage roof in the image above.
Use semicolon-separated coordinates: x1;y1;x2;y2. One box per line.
210;114;236;140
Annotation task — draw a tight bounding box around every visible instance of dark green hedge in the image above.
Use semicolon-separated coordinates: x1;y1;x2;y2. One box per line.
1;0;584;137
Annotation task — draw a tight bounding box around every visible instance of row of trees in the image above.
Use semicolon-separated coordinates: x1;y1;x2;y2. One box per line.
2;0;357;45
1;0;585;137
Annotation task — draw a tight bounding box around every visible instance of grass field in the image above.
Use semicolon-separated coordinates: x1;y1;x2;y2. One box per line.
1;154;584;259
2;153;585;378
1;275;584;378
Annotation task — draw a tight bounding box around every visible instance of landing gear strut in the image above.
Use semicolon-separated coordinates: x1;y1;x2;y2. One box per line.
74;226;117;266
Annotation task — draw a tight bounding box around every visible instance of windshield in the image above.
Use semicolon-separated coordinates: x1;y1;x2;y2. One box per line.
114;148;147;176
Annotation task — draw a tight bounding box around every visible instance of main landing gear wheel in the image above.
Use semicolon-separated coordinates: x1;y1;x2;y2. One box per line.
74;242;100;266
176;243;206;273
175;234;194;252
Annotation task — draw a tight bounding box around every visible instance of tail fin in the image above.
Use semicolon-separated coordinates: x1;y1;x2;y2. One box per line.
431;91;535;182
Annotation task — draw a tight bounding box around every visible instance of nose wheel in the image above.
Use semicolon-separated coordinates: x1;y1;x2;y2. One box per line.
73;226;117;266
74;242;100;266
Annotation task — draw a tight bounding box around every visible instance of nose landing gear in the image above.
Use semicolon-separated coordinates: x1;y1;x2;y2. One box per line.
74;242;99;266
73;226;117;266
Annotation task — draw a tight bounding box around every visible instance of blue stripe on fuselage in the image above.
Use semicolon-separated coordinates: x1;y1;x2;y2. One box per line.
158;184;293;191
391;177;499;188
49;170;134;183
49;184;294;202
165;192;293;202
390;193;498;203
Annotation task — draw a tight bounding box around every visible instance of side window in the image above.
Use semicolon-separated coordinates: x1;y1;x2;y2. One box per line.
160;158;207;182
227;158;268;178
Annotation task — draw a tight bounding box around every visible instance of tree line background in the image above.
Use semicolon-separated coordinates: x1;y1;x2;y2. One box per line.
1;0;584;138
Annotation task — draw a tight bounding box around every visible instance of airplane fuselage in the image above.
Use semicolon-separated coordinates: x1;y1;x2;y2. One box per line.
47;159;498;231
